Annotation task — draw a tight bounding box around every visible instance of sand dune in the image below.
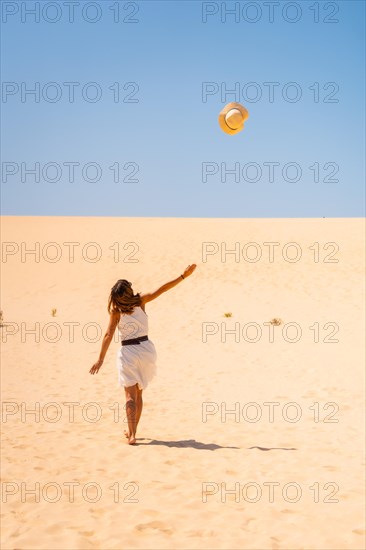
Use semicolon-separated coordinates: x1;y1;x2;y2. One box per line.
1;216;365;550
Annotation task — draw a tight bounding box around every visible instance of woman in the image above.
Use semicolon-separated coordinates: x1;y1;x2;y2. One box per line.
89;264;197;445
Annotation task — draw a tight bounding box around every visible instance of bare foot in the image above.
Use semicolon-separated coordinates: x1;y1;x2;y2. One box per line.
128;436;136;445
124;429;130;439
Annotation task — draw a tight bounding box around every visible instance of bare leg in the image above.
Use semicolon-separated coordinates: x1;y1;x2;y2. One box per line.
136;387;143;427
124;386;143;440
124;384;138;445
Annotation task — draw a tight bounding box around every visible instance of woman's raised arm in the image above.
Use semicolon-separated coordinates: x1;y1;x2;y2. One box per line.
141;264;197;305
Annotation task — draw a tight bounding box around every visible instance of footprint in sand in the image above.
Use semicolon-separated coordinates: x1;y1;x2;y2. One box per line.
45;524;63;534
323;465;339;472
134;521;173;535
240;518;255;528
270;536;282;550
140;509;159;518
186;530;204;537
73;537;95;549
88;507;106;516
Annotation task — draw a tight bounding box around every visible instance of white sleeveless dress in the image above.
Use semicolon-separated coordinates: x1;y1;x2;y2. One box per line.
116;306;157;390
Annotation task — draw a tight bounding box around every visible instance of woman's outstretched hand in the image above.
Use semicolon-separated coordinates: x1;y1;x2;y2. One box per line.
90;358;103;375
183;264;197;278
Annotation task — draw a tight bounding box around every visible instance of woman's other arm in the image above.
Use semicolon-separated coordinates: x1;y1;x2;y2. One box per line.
89;310;120;374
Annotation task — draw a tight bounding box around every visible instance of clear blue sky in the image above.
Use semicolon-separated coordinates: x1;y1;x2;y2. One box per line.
1;0;365;217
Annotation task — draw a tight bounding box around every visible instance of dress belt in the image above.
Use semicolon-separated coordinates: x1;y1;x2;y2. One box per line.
121;335;148;346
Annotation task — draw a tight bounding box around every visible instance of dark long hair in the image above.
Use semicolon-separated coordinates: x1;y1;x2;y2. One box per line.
108;279;142;315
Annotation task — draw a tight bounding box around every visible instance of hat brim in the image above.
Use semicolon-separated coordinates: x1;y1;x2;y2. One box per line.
218;102;249;135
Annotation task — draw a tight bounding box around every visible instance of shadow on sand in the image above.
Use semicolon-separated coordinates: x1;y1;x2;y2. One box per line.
136;438;239;450
248;446;297;451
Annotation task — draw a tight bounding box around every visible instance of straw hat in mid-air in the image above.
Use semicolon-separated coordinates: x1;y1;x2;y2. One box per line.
218;102;249;135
